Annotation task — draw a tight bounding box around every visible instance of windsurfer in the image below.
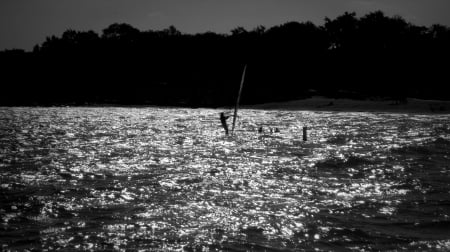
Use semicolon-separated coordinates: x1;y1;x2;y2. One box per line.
220;112;231;135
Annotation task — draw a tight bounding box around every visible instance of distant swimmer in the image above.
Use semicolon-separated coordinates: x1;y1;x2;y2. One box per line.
220;112;231;135
258;126;263;134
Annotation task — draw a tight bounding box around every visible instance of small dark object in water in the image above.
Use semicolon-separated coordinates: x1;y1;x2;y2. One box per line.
303;126;307;141
275;128;280;133
210;168;220;176
258;127;263;133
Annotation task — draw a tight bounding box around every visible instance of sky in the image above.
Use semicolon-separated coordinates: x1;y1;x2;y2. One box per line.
1;0;450;51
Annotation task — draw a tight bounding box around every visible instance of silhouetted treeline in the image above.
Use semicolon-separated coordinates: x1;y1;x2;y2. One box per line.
1;11;449;106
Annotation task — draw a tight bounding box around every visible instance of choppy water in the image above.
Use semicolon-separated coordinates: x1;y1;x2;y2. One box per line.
0;107;450;251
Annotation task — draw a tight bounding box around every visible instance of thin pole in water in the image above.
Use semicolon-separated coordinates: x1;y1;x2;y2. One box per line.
231;64;247;135
303;126;308;141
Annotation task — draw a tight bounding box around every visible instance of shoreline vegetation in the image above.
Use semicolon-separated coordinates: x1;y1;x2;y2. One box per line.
1;10;449;107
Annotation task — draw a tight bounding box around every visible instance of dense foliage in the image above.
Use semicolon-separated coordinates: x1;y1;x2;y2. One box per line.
1;11;449;106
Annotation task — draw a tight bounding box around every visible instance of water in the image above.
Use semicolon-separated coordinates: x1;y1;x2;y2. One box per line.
0;107;450;251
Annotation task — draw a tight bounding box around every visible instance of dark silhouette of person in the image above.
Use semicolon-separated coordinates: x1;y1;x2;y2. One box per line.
220;112;231;135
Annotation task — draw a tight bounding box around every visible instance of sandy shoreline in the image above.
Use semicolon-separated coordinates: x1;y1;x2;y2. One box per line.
245;97;450;114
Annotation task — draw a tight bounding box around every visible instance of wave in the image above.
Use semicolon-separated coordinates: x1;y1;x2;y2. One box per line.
315;155;373;169
434;137;450;146
326;135;350;145
392;137;450;156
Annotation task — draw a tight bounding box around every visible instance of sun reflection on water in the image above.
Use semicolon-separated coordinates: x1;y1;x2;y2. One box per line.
0;107;449;251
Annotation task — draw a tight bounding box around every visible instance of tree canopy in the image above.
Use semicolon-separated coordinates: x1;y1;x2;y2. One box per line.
1;11;449;106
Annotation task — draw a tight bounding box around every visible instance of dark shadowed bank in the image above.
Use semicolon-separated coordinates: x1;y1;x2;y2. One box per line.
247;97;450;114
1;11;449;107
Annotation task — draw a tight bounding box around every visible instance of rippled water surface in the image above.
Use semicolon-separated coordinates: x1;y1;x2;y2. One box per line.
1;107;450;251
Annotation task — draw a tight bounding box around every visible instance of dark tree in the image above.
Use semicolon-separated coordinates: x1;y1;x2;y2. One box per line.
1;11;449;106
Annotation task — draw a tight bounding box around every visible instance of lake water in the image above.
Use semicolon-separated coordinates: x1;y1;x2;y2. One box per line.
1;107;450;251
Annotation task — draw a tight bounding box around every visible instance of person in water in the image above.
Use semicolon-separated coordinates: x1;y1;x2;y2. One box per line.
220;112;231;135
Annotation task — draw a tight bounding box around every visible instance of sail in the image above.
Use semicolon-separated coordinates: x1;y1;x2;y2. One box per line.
231;64;247;135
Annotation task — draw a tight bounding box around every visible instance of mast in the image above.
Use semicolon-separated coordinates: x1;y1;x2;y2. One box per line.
231;64;247;135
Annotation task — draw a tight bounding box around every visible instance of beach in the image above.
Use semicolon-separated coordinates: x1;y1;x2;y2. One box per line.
248;96;450;114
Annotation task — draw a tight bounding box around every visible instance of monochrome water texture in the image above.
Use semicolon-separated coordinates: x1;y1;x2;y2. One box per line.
1;107;450;251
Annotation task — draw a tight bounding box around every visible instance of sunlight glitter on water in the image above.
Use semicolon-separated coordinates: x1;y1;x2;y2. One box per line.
0;107;450;251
